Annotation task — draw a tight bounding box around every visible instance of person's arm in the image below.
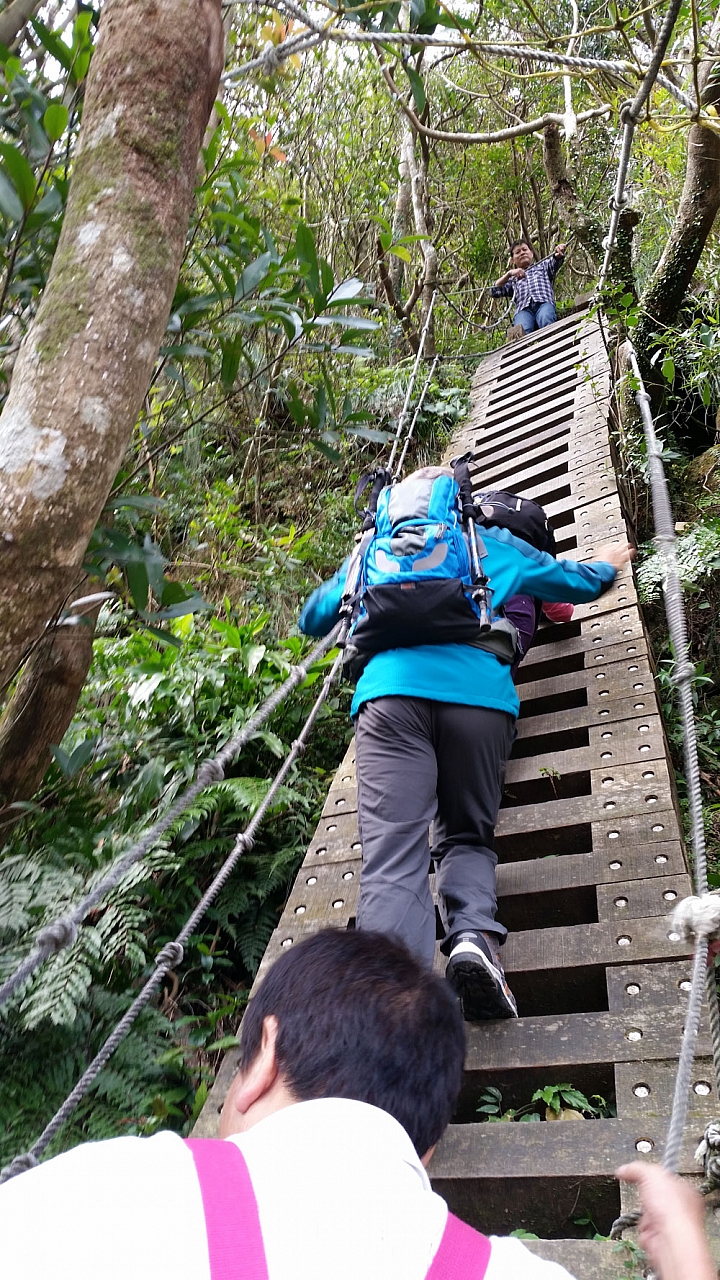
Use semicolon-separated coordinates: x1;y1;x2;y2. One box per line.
490;274;515;298
546;245;567;281
616;1162;715;1280
500;531;634;605
298;558;349;637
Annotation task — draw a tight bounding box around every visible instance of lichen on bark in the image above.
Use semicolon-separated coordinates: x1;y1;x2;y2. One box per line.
0;0;224;691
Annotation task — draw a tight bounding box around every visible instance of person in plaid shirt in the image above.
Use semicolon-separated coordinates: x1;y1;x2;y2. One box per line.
490;239;567;334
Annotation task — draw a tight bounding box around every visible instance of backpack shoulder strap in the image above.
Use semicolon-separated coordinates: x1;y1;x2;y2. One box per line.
426;1211;492;1279
185;1138;269;1280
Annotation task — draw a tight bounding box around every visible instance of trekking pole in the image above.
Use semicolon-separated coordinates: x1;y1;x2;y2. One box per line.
452;451;492;629
394;355;439;479
387;290;437;477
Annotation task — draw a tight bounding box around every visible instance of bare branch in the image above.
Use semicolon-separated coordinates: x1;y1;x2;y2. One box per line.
380;62;611;144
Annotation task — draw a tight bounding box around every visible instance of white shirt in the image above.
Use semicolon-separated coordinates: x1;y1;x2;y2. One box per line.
0;1098;576;1280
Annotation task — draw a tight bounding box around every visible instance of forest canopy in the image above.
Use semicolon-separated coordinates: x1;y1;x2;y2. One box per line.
0;0;719;1163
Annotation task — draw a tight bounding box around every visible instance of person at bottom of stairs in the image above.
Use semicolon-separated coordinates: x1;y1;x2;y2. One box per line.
299;496;635;1022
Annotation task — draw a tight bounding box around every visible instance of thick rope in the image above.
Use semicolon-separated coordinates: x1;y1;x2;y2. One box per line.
226;4;691;112
387;291;437;476
0;625;341;1014
395;356;439;479
610;345;720;1238
597;0;685;291
0;649;343;1183
227;13;695;112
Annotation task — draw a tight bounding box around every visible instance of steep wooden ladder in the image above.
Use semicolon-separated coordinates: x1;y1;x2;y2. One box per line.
195;309;716;1278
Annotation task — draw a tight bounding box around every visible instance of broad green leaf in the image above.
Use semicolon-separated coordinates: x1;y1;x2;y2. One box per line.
0;168;22;222
31;19;73;71
328;277;364;303
43;103;69;144
661;356;675;383
0;143;36;211
405;66;426;113
49;745;72;775
312;314;379;329
388;245;411;262
235;251;272;301
126;561;149;612
295;221;319;293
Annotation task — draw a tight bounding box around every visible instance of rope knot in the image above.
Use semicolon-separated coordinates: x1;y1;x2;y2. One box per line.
292;739;307;756
156;941;184;970
619;100;637;127
198;759;225;786
672;660;695;686
0;1152;39;1183
36;917;78;955
671;893;720;945
260;41;282;75
294;664;308;683
608;192;629;211
696;1121;720;1190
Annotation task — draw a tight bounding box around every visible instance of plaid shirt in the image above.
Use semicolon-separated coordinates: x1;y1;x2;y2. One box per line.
490;252;564;312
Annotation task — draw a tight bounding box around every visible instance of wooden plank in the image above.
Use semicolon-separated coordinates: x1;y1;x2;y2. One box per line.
596;873;691;921
464;419;571;473
489;366;579;412
615;1059;718;1116
430;1115;705;1180
495;783;676;838
525;1241;643;1280
472;432;571;490
498;844;686;897
590;810;683;853
462;1006;706;1073
606;960;695;1010
502;915;691;973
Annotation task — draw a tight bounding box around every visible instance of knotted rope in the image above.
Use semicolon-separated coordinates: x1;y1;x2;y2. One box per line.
610;346;720;1237
0;625;341;1014
0;649;343;1182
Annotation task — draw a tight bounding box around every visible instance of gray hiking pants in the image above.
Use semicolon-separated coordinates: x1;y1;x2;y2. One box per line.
354;696;515;967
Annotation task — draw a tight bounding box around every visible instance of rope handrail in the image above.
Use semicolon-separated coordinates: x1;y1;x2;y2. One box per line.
596;0;685;292
224;13;696;113
0;624;342;1015
0;649;344;1183
387;290;437;476
610;343;720;1237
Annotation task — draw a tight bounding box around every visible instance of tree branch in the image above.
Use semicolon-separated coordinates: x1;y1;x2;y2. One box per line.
379;62;610;144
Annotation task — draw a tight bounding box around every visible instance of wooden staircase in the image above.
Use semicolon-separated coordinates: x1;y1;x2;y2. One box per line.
195;309;716;1277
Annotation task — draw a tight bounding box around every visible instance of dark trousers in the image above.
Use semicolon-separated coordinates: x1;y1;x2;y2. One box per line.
354;697;515;967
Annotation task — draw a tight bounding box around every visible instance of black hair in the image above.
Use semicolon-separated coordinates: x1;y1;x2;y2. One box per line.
240;928;466;1156
510;239;534;255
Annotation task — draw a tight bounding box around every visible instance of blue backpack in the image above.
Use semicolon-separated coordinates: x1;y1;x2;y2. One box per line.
341;470;518;681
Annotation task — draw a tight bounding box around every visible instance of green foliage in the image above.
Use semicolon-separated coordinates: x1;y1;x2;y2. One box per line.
476;1083;614;1123
0;611;351;1156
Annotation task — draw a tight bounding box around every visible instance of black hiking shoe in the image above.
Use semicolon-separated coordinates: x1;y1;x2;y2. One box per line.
445;931;518;1021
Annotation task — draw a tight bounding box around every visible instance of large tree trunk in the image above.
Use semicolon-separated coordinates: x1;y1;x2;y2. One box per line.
0;594;106;805
542;121;603;260
0;0;224;689
635;59;720;351
0;0;44;48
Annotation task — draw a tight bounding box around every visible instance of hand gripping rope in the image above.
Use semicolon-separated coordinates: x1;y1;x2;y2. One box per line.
0;625;342;1015
0;649;344;1183
610;345;720;1239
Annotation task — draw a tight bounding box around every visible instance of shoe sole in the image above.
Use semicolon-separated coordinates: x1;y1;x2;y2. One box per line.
446;952;518;1021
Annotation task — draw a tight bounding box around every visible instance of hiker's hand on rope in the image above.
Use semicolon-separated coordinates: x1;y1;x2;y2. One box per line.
616;1162;715;1280
596;540;636;572
508;267;526;279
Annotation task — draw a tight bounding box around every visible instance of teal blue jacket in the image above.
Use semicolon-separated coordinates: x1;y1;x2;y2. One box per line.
299;526;616;719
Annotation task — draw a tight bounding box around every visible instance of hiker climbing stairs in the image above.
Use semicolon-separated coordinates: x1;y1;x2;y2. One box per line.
194;309;717;1276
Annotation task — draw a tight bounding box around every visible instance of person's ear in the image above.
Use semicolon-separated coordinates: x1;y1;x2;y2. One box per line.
421;1143;437;1168
219;1015;280;1134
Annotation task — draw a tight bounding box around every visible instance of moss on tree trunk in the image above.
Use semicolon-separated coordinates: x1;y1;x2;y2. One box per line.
0;0;224;690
